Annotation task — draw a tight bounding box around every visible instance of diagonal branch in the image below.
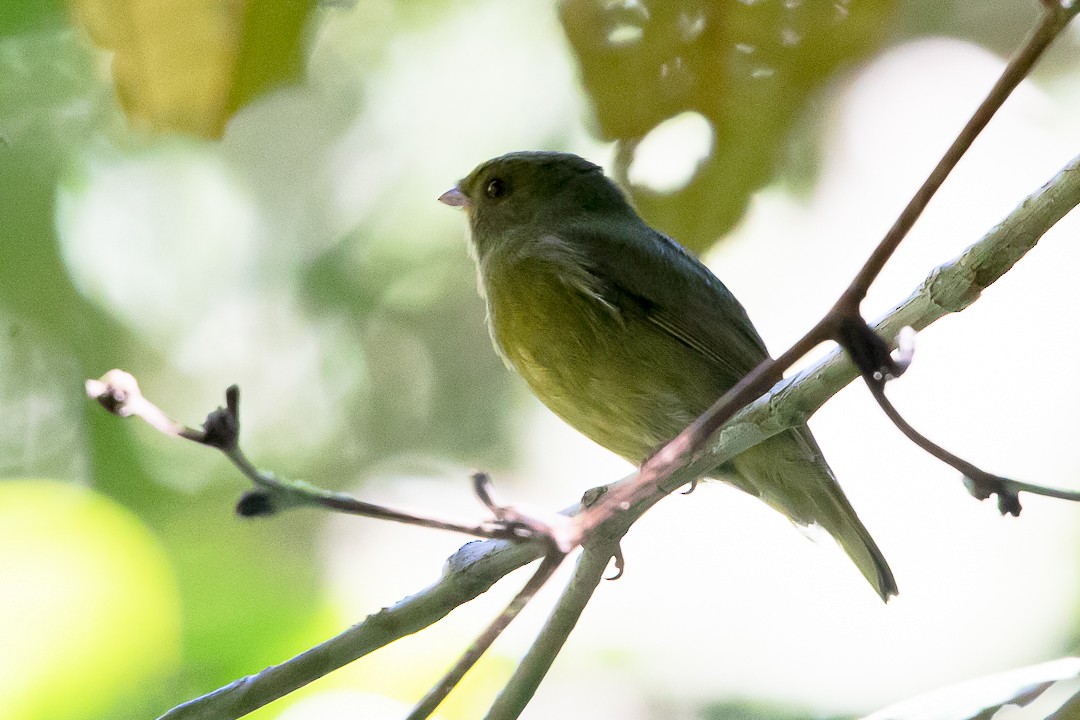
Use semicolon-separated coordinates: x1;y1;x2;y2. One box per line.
157;538;548;720
484;537;621;720
837;0;1077;306
405;552;566;720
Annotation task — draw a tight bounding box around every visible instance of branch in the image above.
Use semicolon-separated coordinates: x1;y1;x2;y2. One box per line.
406;552;565;720
484;538;621;720
157;538;547;720
151;148;1080;720
838;0;1076;304
864;380;1080;515
85;372;564;546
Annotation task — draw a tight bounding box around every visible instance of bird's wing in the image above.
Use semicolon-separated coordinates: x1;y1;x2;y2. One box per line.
571;219;770;382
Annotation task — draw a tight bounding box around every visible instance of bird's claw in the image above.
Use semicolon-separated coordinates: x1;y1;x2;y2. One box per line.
605;544;625;580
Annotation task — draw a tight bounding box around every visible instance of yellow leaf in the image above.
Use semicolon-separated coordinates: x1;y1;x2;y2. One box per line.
71;0;317;137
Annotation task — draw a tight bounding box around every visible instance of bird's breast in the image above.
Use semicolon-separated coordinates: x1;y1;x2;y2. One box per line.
480;255;702;462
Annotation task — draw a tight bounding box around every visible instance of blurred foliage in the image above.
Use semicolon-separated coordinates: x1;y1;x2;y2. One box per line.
0;2;513;718
0;0;1078;719
559;0;897;253
0;0;67;34
1;11;327;720
301;240;514;470
556;0;1080;254
71;0;320;137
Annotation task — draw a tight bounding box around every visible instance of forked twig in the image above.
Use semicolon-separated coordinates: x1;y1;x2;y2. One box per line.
87;370;576;719
863;377;1080;516
85;370;561;545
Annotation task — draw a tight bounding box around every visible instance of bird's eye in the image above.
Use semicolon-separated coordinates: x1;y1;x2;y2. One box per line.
485;177;507;200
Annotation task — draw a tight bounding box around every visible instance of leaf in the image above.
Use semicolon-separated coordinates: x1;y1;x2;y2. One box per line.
71;0;319;137
558;0;895;253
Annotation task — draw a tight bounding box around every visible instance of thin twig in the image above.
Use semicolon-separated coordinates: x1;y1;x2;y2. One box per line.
484;539;620;720
837;1;1077;308
85;370;554;544
405;552;566;720
864;379;1080;516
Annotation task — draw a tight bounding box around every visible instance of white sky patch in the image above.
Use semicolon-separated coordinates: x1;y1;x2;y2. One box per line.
627;111;713;193
606;23;644;46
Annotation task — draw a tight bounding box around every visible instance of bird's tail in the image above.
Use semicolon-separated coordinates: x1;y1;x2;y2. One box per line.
729;427;898;602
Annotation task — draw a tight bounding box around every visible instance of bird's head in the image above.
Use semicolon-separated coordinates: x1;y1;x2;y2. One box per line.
439;151;632;256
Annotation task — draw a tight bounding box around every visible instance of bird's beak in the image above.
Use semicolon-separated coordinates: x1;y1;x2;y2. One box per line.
438;186;469;210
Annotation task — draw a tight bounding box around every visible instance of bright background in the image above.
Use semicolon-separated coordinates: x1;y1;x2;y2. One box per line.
2;1;1080;719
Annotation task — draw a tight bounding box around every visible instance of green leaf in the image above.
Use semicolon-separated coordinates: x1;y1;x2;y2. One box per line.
559;0;895;253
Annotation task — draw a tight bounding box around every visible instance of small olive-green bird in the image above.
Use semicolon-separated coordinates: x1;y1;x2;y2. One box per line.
439;151;897;601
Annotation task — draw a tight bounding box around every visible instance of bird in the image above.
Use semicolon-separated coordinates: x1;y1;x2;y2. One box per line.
438;150;897;601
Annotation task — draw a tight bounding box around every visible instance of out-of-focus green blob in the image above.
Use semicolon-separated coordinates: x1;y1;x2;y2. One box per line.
0;315;87;482
558;0;895;253
0;479;182;720
301;237;517;471
0;28;136;375
0;0;66;34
